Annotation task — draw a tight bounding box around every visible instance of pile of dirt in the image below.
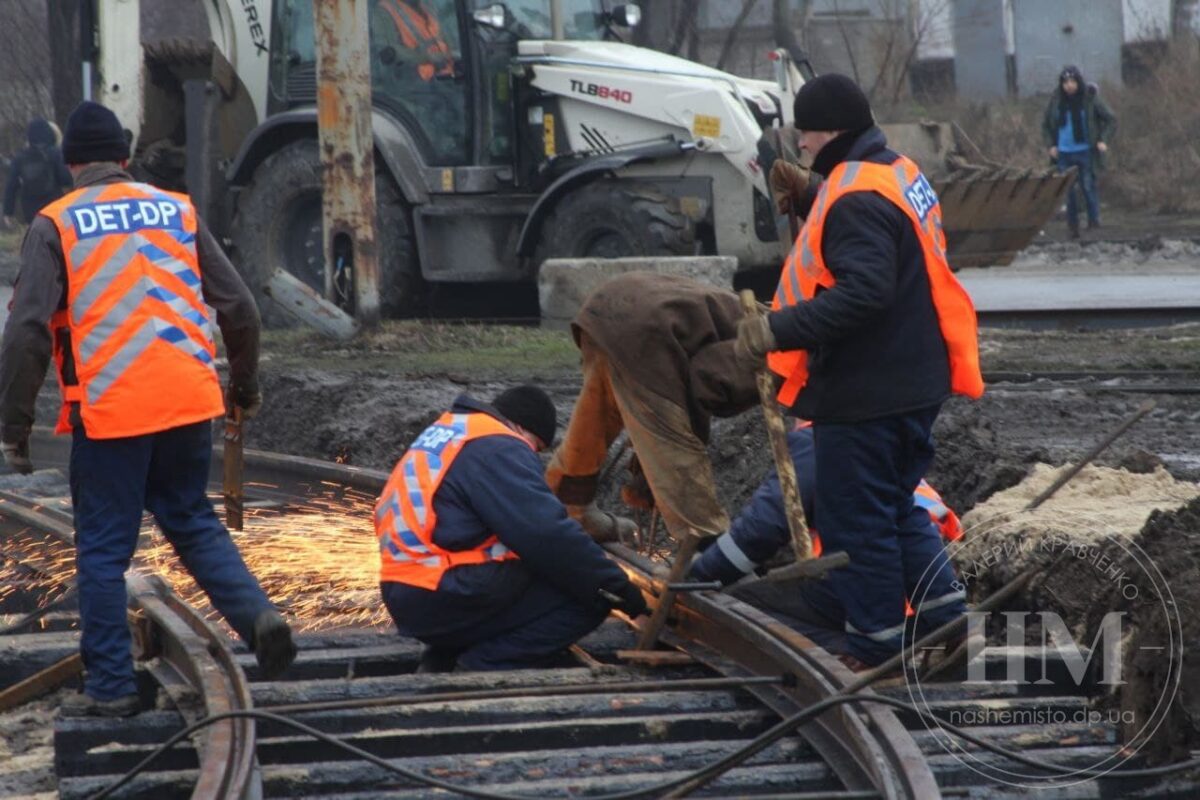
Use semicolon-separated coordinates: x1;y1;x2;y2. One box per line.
928;400;1031;514
952;463;1200;764
249;371;583;470
1095;497;1200;764
956;463;1199;625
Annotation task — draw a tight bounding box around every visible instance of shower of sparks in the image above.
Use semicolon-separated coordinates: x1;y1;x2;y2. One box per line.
0;485;392;634
141;483;391;632
0;527;77;629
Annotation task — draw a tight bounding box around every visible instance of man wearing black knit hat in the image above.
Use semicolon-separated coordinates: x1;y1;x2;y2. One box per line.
0;101;295;715
734;74;982;671
376;385;646;672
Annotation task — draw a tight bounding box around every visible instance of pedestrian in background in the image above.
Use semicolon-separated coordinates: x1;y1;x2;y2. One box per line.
0;101;295;716
3;118;72;225
1042;65;1117;238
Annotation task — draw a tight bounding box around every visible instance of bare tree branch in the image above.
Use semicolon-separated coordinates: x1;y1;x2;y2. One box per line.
772;0;803;56
718;0;762;70
669;0;699;56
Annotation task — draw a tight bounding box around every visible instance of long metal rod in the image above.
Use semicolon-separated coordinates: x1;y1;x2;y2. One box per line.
1024;399;1156;510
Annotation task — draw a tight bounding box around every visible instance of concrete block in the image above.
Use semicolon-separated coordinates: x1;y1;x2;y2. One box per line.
262;268;359;340
538;256;738;329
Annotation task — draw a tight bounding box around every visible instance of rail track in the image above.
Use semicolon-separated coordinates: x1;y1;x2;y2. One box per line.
0;428;1193;799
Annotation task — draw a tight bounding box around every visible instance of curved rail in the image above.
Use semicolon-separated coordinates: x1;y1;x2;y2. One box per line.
16;427;937;799
0;488;258;800
229;438;938;798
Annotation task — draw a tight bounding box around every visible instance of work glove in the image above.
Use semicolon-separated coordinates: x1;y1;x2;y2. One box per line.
230;385;263;419
734;312;777;372
1;439;32;475
769;160;812;216
613;582;649;618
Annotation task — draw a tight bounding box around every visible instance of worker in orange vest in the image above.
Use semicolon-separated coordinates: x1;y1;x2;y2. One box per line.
0;101;295;716
734;74;983;671
377;387;646;672
375;0;456;82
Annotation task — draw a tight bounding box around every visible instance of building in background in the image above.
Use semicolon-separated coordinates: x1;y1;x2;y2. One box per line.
694;0;1177;100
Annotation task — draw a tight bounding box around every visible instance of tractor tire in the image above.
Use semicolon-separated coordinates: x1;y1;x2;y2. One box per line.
534;180;698;263
231;139;422;322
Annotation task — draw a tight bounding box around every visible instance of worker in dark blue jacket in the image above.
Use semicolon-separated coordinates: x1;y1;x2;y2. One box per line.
377;386;647;672
736;74;981;669
689;424;964;657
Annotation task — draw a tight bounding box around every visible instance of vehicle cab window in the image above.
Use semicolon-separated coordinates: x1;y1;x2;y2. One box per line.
371;0;469;166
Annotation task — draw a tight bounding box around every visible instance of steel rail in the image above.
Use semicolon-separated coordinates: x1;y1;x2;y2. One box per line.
0;489;258;800
229;440;937;799
22;428;936;798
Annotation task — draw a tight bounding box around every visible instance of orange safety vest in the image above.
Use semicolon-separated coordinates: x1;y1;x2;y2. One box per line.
914;479;963;542
808;478;960;558
768;156;984;407
376;411;523;590
40;182;224;439
379;0;455;81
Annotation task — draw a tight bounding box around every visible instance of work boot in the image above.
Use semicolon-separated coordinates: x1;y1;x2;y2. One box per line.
60;691;140;718
252;608;297;679
568;504;637;543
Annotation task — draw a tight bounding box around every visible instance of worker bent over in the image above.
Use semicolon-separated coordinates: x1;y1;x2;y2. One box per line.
377;386;646;672
0;101;296;716
736;74;983;669
545;272;759;543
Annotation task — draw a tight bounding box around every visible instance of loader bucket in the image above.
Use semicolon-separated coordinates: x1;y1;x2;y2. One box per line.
881;122;1076;269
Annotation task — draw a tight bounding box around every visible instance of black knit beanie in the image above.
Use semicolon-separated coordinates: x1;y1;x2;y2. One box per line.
492;385;557;448
62;101;130;165
792;73;874;132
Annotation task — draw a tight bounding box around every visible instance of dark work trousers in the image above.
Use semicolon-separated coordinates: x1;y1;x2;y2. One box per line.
1057;150;1100;228
70;421;274;699
382;579;608;670
811;405;966;665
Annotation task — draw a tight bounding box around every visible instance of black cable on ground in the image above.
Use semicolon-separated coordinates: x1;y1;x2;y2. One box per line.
85;694;1200;800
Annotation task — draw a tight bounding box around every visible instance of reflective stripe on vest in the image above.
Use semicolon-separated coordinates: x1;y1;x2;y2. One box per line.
914;479;963;542
375;411;524;590
768;155;985;406
40;182;223;439
379;0;455;81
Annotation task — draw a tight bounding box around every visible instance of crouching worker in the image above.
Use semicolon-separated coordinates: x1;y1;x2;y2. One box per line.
690;423;965;662
545;272;759;543
377;386;648;672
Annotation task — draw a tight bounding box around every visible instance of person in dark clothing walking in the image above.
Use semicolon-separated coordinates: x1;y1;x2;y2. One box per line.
735;73;982;670
0;101;296;717
377;386;647;672
3;118;73;224
1041;65;1117;238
